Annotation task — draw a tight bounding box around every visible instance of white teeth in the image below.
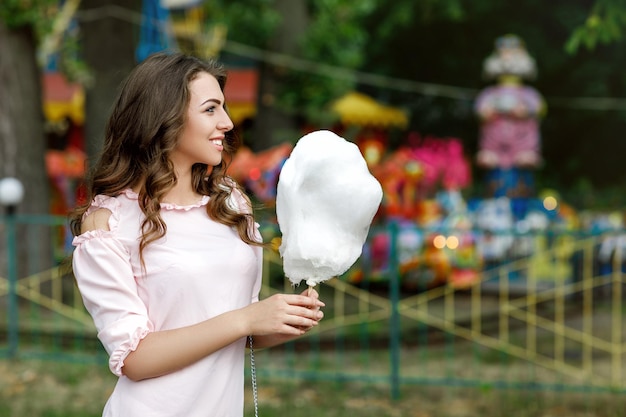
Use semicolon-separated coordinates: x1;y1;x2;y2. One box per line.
211;139;223;146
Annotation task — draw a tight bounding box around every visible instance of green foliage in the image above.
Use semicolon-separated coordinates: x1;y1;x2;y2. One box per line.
205;0;281;48
54;25;93;85
566;0;626;53
0;1;90;85
211;0;379;124
275;0;376;121
279;0;465;124
302;1;374;68
0;0;55;32
373;0;465;39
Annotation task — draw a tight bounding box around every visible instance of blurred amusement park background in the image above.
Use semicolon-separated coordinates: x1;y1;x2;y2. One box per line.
13;0;626;286
2;1;626;416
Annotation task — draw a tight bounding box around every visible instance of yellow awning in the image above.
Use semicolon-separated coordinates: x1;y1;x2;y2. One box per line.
43;72;85;125
227;102;256;126
331;92;408;129
44;89;85;125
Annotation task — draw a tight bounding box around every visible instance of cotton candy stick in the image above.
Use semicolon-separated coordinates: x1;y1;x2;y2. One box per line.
276;130;383;290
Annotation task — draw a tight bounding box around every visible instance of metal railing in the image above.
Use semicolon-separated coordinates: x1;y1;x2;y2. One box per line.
0;215;624;402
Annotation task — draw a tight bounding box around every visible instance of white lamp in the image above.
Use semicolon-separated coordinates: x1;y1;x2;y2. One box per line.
0;177;25;213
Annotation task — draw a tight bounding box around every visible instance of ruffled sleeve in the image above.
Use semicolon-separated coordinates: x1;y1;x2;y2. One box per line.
72;195;153;377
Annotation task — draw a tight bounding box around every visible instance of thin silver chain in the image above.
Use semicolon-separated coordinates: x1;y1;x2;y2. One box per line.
249;335;259;417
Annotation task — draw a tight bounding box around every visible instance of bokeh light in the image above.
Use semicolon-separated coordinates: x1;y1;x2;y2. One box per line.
433;234;446;249
543;195;558;211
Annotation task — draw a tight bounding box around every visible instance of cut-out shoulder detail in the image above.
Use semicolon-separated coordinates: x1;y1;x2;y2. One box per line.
81;208;113;234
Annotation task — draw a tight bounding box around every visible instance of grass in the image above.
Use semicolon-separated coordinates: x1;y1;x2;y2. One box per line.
249;379;626;417
1;358;624;417
0;359;114;417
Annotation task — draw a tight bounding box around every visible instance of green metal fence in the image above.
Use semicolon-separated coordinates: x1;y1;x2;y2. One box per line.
1;214;625;406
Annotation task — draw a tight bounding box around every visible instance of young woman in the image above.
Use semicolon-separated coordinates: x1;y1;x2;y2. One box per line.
70;52;324;417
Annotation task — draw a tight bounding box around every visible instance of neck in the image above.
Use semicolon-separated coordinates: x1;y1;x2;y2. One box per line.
497;75;522;86
164;170;202;205
163;186;202;206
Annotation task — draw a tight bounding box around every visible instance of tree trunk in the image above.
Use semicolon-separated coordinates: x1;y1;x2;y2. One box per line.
251;0;309;151
79;0;142;164
0;20;51;276
0;22;49;214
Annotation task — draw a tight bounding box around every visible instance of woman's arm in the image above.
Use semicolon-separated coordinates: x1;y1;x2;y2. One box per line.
77;208;324;381
122;292;324;381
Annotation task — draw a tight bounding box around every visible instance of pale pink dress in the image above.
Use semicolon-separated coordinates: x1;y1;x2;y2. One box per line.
72;188;262;417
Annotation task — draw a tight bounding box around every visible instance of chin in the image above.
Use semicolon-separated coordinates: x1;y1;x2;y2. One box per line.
200;153;223;167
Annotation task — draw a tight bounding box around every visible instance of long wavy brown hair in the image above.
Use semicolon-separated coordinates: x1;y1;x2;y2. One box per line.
69;52;262;263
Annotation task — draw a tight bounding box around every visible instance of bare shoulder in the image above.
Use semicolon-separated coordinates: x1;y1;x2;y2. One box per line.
81;208;112;234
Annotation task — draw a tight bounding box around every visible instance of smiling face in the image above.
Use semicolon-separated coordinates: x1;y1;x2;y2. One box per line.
169;72;234;172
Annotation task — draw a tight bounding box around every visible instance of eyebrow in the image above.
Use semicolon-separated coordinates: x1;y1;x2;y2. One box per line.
200;98;222;107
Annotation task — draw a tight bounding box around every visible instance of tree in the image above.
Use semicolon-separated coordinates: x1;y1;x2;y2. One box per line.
249;0;309;151
0;2;52;216
0;1;55;276
566;0;626;53
78;0;142;164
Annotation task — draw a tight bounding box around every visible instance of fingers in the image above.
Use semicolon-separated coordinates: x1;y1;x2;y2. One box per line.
268;309;320;336
284;303;323;324
300;287;319;299
291;292;325;308
249;293;325;337
291;310;324;335
275;294;325;332
301;287;320;298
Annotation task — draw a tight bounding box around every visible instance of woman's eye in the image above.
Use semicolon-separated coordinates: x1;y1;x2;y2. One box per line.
206;106;216;113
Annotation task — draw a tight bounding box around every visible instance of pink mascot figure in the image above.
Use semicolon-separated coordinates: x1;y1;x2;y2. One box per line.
475;35;545;199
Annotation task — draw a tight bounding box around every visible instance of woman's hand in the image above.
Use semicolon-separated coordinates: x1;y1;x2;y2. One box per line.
244;290;324;337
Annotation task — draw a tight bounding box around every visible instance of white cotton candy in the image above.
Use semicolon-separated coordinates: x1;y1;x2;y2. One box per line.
276;130;383;287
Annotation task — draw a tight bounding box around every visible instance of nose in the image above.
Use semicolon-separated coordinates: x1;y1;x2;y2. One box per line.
218;112;234;132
